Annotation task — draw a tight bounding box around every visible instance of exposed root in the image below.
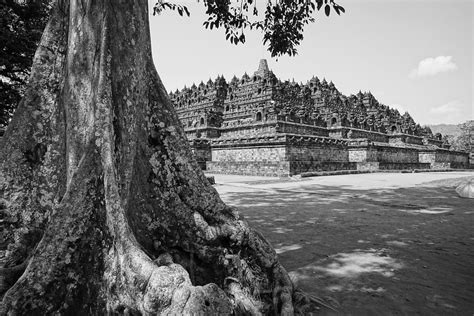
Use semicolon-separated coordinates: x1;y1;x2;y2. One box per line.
272;264;294;315
105;241;233;314
193;211;248;244
225;277;263;315
0;261;28;295
293;288;339;314
0;228;43;296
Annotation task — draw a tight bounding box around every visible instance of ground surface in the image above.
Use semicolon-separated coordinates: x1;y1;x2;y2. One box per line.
208;172;474;315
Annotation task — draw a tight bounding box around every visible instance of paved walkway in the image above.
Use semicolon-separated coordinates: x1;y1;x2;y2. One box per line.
207;171;474;193
206;171;474;315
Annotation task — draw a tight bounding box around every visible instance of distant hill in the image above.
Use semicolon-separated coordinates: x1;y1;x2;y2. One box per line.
429;122;473;152
428;124;462;137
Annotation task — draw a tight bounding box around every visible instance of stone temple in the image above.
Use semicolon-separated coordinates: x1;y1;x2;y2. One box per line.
169;60;469;177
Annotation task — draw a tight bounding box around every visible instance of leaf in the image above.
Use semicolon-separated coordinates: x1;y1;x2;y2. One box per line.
334;6;340;15
183;6;190;16
317;0;323;10
325;4;330;16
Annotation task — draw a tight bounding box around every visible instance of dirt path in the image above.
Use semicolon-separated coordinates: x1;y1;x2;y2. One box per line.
211;172;474;315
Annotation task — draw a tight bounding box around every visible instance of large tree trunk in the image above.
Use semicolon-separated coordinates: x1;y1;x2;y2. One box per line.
0;1;299;314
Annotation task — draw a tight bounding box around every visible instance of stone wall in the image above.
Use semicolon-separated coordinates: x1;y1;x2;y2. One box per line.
355;162;379;171
287;145;348;162
211;146;286;162
207;135;290;176
419;149;469;169
206;161;291;177
184;127;221;140
344;128;389;143
388;134;424;145
378;162;431;170
436;150;468;166
192;131;470;177
218;120;331;139
275;121;329;137
289;161;356;175
348;144;432;170
376;146;420;163
348;147;377;162
190;139;211;170
206;135;357;176
286;141;354;175
219;123;276;139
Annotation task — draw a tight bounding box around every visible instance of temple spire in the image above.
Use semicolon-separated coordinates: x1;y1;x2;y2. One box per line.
254;59;270;77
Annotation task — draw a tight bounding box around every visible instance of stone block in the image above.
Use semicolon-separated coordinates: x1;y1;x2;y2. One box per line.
356;162;379;171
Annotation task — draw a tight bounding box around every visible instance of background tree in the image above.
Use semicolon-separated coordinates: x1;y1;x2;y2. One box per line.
430;120;473;152
451;120;473;152
0;0;51;128
0;0;343;314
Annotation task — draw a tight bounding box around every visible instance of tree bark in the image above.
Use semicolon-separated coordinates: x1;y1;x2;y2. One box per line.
0;1;299;314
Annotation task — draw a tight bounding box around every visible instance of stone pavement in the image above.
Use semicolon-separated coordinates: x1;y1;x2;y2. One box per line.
206;171;474;315
207;171;474;193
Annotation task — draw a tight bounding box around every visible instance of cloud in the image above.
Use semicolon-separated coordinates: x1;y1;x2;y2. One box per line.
409;56;457;78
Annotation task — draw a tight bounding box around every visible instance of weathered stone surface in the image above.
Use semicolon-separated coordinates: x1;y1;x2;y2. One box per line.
170;60;440;140
169;61;469;176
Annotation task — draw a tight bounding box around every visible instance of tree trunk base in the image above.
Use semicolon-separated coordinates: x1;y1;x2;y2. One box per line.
0;1;306;314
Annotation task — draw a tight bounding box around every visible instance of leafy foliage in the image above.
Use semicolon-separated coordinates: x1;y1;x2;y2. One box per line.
430;121;473;152
450;121;474;152
153;0;190;17
0;0;51;128
1;0;343;129
154;0;344;57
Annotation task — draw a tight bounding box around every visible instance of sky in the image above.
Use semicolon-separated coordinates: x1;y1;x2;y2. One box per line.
148;0;473;125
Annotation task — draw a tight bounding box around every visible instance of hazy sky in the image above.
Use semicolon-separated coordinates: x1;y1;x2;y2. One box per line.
149;0;473;125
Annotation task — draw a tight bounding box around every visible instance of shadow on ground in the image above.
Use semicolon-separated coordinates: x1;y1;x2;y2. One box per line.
219;183;474;315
